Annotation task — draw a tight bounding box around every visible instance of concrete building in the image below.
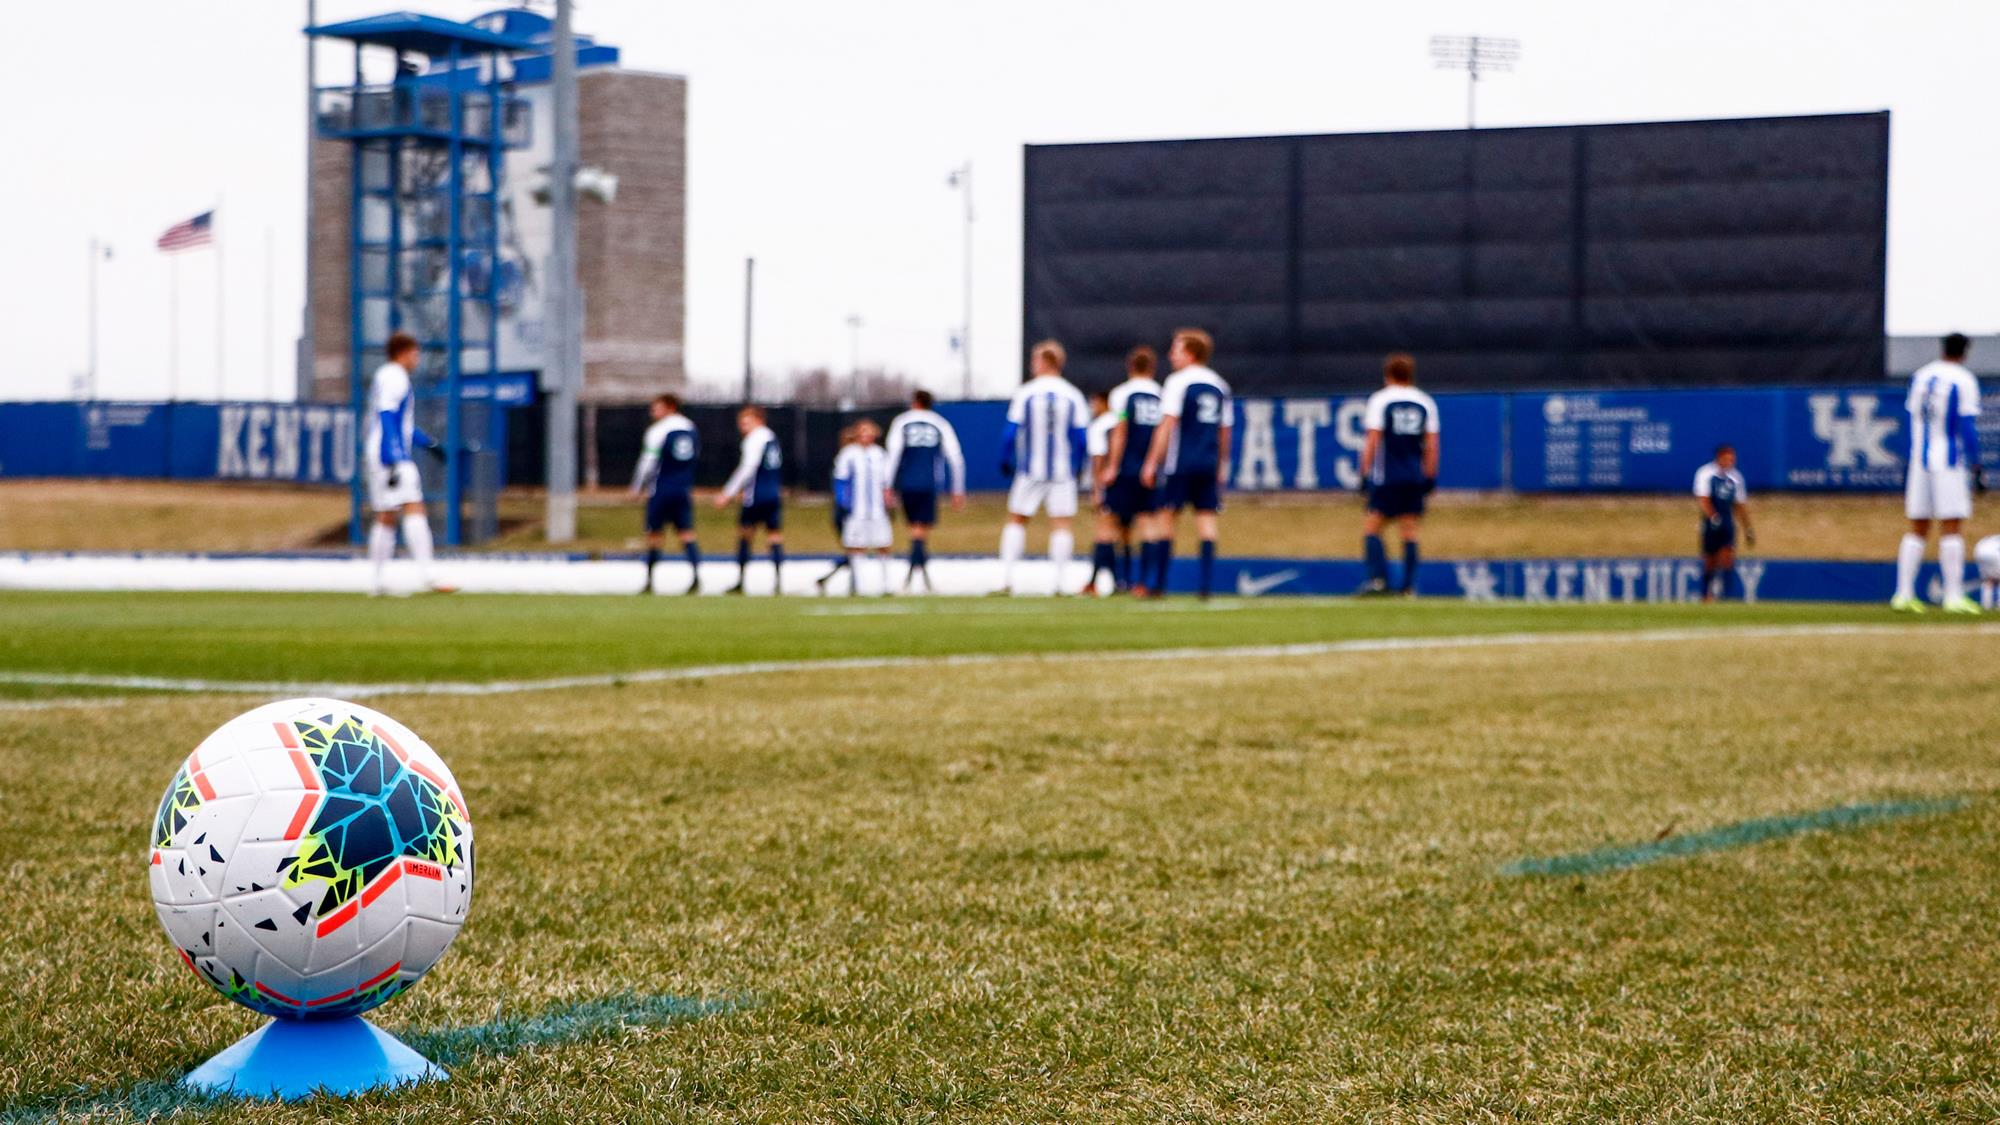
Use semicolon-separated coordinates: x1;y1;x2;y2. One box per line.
308;9;685;407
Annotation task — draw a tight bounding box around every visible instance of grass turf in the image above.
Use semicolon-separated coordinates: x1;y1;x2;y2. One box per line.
2;598;1997;1121
0;592;1922;685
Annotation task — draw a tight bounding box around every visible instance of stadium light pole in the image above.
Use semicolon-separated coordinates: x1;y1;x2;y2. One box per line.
947;162;972;399
86;237;111;401
742;256;755;403
846;313;862;408
1430;35;1519;129
303;0;317;404
545;0;582;542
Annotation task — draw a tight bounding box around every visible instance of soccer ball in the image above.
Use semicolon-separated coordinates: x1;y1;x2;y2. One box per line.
150;698;474;1021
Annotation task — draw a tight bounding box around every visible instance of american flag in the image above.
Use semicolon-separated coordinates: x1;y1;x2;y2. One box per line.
155;210;214;253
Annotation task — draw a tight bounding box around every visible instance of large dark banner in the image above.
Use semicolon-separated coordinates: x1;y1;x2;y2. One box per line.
1024;112;1889;394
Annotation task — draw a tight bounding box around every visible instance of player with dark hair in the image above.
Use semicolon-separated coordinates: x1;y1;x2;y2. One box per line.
714;404;785;595
1358;353;1439;596
817;423;859;594
364;332;453;596
1084;388;1120;594
1894;332;1984;613
1694;444;1755;603
882;389;966;594
1099;345;1163;594
833;418;894;595
631;393;702;595
1141;329;1231;599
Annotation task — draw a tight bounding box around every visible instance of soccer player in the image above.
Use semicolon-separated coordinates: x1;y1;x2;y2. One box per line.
817;423;858;594
1357;353;1439;597
630;393;701;595
1100;346;1164;595
1140;329;1231;599
364;332;453;596
713;405;785;595
1693;444;1755;603
1084;389;1120;594
882;390;966;594
1894;332;1984;614
833;419;894;595
997;340;1091;595
1976;534;2000;610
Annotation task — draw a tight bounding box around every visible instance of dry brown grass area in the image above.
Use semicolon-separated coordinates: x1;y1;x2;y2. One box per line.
0;479;1923;559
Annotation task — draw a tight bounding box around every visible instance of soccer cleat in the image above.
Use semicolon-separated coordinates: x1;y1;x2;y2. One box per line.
1355;579;1391;597
724;583;746;596
1941;595;1981;615
425;582;459;595
1889;594;1926;614
683;580;701;596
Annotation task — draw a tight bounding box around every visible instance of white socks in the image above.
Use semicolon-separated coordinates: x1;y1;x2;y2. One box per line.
1049;529;1073;593
368;522;395;594
1000;523;1026;590
1941;535;1966;603
1985;582;1997;611
1896;533;1925;601
873;554;890;596
401;513;435;586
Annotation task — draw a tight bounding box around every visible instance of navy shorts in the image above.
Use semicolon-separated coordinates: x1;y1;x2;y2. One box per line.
645;490;693;534
1700;520;1736;556
738;499;783;530
1158;469;1221;513
1367;481;1428;518
899;489;938;526
1104;475;1157;525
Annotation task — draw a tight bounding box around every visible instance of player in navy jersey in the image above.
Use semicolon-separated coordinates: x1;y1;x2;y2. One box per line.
1084;389;1120;594
1694;444;1755;603
882;390;966;594
630;393;701;595
1098;346;1163;594
714;404;785;594
1140;329;1232;599
1358;353;1439;596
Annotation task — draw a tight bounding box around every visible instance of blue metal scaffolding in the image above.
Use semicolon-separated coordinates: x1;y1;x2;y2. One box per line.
308;13;532;545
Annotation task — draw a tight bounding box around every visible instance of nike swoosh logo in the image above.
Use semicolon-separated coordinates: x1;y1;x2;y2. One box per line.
1236;568;1300;597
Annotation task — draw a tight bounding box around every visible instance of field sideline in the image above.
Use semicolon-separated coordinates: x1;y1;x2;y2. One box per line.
0;480;1928;560
4;596;1997;1121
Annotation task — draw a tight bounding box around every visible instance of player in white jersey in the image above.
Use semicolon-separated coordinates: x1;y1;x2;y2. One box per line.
1976;535;2000;610
996;339;1091;594
831;419;894;595
1893;333;1984;613
1084;389;1121;594
363;332;453;596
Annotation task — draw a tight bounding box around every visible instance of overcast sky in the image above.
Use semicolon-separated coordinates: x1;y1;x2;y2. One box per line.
3;0;1995;402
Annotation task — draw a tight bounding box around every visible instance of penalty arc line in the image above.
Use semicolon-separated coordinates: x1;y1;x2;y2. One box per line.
0;621;1991;701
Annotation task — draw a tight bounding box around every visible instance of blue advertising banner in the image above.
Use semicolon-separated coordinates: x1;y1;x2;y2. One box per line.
5;383;1994;496
1188;555;1917;605
0;402;357;484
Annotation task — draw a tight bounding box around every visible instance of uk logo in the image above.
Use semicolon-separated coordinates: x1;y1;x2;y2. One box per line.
1808;393;1897;470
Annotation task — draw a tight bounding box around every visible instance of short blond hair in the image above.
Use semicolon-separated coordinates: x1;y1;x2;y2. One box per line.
1172;328;1213;364
1031;339;1067;372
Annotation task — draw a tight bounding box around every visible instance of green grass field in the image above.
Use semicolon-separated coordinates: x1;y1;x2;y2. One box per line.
3;594;1997;1122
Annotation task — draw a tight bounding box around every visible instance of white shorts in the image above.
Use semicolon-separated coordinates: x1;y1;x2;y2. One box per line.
1905;466;1972;522
841;513;892;550
1007;477;1078;519
367;461;424;512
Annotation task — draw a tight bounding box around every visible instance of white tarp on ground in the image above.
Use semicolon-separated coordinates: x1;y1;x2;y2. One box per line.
0;553;1087;597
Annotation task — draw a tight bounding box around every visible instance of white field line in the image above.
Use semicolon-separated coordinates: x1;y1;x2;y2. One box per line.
0;622;1989;702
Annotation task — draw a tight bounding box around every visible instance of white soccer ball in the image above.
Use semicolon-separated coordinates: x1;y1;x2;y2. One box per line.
150;698;474;1021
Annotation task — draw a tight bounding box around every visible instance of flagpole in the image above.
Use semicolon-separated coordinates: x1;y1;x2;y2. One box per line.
214;200;225;400
264;225;276;401
169;255;180;402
